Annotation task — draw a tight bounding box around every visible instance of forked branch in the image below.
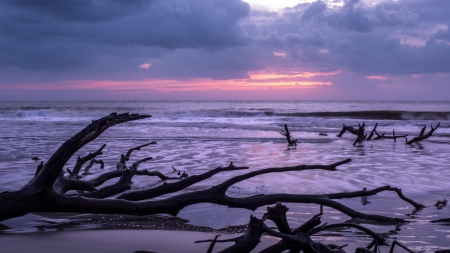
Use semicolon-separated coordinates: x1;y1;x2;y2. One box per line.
124;142;157;161
22;112;150;194
337;124;359;137
72;144;106;175
406;123;440;144
280;124;298;146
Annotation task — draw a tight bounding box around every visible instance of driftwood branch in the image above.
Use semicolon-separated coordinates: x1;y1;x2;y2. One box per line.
280;124;297;146
196;216;265;253
199;203;391;253
118;162;249;201
337;124;359;137
82;158;104;176
21;112;150;194
2;152;422;225
372;129;408;142
125;142;157;161
81;158;153;199
366;123;378;140
340;123;409;145
406;123;440;144
81;169;136;199
353;123;367;146
71;144;106;176
34;161;44;178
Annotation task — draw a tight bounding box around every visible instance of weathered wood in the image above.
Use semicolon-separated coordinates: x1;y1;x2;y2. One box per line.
324;185;425;209
280;124;297;146
21;112;151;194
72;144;106;175
372;129;408;142
125;142;157;161
406;123;440;144
197;216;265;253
34;161;44;178
81;158;152;199
82;169;135;199
366;123;378;140
118;162;248;201
353;123;366;146
82;158;104;176
2;160;415;223
53;170;97;195
262;202;291;234
337;124;359;137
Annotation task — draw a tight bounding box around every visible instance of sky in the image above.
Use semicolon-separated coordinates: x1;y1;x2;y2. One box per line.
0;0;449;100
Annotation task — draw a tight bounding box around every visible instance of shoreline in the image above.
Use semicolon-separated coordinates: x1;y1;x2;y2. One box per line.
0;228;372;253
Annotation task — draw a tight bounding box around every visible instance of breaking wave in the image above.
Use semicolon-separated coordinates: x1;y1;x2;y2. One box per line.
159;110;450;121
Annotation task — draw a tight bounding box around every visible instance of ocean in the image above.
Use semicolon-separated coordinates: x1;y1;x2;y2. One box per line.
0;100;449;251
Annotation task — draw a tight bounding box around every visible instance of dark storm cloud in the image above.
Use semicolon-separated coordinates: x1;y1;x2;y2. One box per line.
0;0;251;74
435;26;450;42
382;0;449;23
248;0;450;76
324;0;419;32
5;0;150;23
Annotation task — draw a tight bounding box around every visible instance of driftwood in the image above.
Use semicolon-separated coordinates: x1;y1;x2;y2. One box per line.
0;113;440;253
196;203;422;253
366;123;408;142
337;124;359;137
339;122;439;146
0;113;423;224
353;123;367;146
371;129;408;142
406;123;440;144
280;124;298;146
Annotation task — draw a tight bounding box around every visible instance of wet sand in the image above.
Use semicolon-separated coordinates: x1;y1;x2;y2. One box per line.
0;229;279;253
0;228;420;253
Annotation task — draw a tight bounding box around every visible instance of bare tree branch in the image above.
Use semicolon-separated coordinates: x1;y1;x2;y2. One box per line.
118;162;249;201
21;112;151;194
82;158;104;176
280;124;298;146
124;142;157;161
71;144;106;175
406;123;440;144
337;124;359;137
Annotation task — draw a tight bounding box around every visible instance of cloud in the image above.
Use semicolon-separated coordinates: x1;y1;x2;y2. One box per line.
5;0;151;23
248;0;450;77
435;26;450;42
0;0;251;72
0;0;450;100
299;0;419;32
140;47;261;80
139;63;152;69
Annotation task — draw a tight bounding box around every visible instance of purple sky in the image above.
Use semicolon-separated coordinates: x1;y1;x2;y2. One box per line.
0;0;449;100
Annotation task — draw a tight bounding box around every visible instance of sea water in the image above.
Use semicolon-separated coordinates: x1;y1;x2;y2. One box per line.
0;101;449;251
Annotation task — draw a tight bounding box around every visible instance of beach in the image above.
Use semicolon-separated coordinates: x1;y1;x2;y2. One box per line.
0;101;449;252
